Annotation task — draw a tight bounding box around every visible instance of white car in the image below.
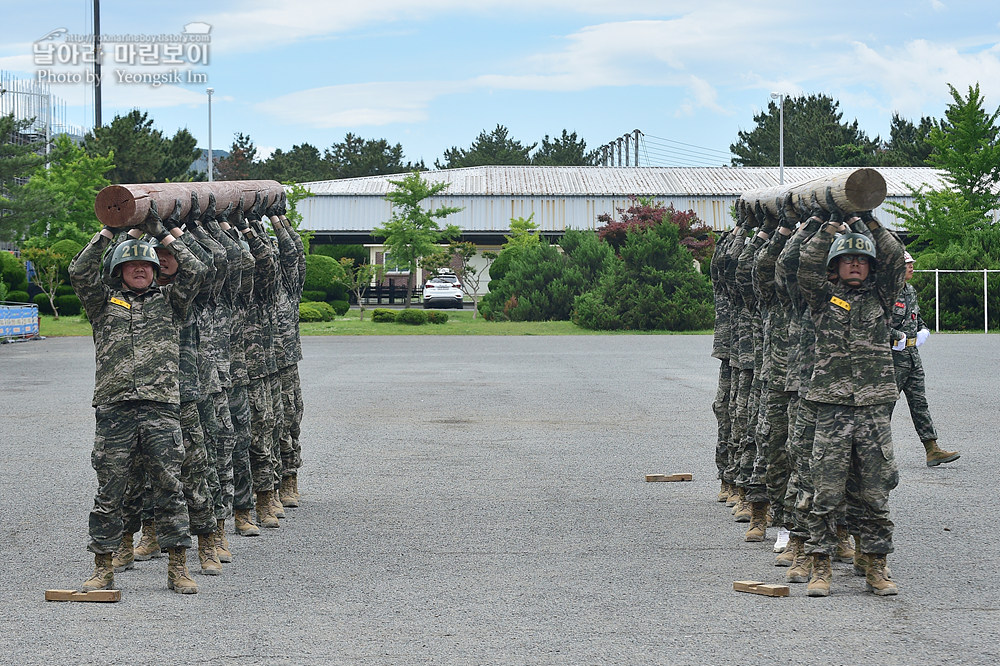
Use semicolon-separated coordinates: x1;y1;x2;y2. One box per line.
422;276;464;309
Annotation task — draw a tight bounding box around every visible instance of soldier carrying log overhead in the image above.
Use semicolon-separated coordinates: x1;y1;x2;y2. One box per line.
796;190;907;598
70;200;208;595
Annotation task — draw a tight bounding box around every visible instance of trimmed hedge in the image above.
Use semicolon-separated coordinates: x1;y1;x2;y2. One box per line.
304;254;348;302
395;309;427;325
301;290;327;303
56;284;76;296
426;311;449;324
33;293;53;314
55;294;82;316
371;308;396;323
330;300;350;316
6;290;30;303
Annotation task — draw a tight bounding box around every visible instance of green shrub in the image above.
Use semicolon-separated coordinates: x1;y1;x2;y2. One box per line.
298;302;325;322
301;290;326;302
56;284;76;296
55;294;82;315
310;301;337;321
7;290;30;303
311;244;368;265
426;311;449;324
304;254;348;301
371;308;397;323
395;308;427;325
0;251;27;288
329;300;350;316
33;293;53;314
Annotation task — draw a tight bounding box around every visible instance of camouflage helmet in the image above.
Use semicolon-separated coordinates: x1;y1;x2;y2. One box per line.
109;239;160;278
826;232;876;270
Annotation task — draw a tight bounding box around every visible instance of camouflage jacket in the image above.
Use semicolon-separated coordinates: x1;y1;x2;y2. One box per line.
274;224;304;368
710;232;732;361
755;232;791;388
735;234;765;371
244;227;277;380
776;218;822;394
724;229;746;368
70;233;206;407
890;283;927;353
798;222;906;406
229;232;255;387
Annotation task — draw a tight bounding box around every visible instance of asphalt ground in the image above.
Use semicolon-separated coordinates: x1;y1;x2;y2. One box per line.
1;334;998;665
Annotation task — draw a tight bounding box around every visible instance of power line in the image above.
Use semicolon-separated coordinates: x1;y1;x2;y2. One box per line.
597;129;735;167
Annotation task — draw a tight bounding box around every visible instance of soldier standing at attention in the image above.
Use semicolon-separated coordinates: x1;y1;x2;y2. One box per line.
797;196;906;598
70;202;207;594
889;251;960;467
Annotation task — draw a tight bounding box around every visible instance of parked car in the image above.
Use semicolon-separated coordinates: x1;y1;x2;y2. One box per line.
422;276;464;309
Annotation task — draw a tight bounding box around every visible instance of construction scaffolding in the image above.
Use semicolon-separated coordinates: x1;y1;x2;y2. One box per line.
0;70;86;147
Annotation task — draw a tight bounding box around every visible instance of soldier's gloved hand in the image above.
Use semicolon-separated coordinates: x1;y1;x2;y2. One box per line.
142;199;176;241
825;186;846;225
247;192;265;221
916;328;930;347
275;193;287;216
892;335;907;351
858;210;879;228
808;192;827;221
199;193;218;224
215;201;235;226
761;204;779;233
188;192;202;228
265;193;282;218
232;194;250;232
781;193;799;227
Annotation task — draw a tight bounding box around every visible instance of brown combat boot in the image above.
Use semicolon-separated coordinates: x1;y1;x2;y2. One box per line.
291;475;300;501
716;480;729;503
806;553;832;597
234;508;261;536
270;489;285;519
256;491;280;529
834;527;856;562
167;547;198;594
865;553;898;596
280;476;299;507
111;532;135;572
133;520;161;561
197;533;222;575
853;549;869;577
81;552;114;592
744;501;769;542
725;484;739;507
215;519;232;563
785;537;810;583
774;543;796;567
733;489;752;523
923;440;960;467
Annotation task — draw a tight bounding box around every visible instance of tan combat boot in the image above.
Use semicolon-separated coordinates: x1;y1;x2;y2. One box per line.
133;520;161;561
725;484;739;507
865;553;898;596
197;533;222;575
81;552;114;592
806;553;832;597
744;502;769;542
291;475;300;501
256;491;280;529
733;489;752;523
853;549;869;577
112;533;135;572
774;541;796;567
834;527;856;562
785;537;811;583
166;547;198;594
280;476;299;507
234;508;261;537
215;519;232;563
923;440;960;467
271;489;286;518
716;480;729;503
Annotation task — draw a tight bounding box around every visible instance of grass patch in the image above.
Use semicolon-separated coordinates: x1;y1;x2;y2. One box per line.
39;315;92;337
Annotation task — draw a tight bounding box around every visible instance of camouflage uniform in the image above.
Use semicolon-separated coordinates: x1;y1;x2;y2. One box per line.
710;233;733;480
245;226;278;493
889;283;938;442
70;231;206;554
274;221;306;479
228;233;257;513
732;234;765;490
798;221;906;557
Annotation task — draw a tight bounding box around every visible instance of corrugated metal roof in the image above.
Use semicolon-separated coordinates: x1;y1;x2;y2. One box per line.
301;166;948;198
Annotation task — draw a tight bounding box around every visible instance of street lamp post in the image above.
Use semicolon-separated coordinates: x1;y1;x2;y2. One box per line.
206;87;214;182
770;92;784;185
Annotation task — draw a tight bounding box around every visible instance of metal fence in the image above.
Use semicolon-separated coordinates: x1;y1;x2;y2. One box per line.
0;302;40;341
914;269;1000;334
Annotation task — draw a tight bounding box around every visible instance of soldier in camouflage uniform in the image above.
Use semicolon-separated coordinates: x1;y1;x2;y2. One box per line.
797;201;906;597
890;252;960;467
709;231;733;502
70;203;207;595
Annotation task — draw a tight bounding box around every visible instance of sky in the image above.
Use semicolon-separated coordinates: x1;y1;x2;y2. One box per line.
2;0;1000;170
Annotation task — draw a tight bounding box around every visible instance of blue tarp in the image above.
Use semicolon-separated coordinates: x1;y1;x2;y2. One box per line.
0;303;40;338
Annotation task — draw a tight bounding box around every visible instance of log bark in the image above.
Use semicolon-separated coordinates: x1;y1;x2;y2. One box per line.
740;168;887;216
94;180;285;228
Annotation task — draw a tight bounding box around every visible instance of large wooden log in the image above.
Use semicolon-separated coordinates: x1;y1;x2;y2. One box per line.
94;180;286;228
740;168;887;216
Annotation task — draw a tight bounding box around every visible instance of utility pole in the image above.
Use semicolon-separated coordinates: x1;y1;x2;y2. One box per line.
633;129;640;166
624;133;630;166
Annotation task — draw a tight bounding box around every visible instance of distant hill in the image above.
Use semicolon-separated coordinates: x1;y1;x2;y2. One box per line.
191;148;230;175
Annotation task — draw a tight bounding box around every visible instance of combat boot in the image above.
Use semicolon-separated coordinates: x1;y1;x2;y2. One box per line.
725;484;739;507
733;489;752;523
853;549;869;577
112;532;135;572
292;475;300;501
834;527;856;563
716;480;729;503
923;440;960;467
80;552;114;592
234;508;260;536
256;491;280;529
865;553;898;596
744;501;769;542
806;553;832;597
785;537;810;582
271;489;286;518
281;475;299;507
197;533;222;575
215;519;232;563
166;547;198;594
133;520;161;561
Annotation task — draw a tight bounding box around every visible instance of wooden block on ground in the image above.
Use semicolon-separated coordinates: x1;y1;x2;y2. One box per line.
644;473;693;482
45;589;121;602
732;580;789;597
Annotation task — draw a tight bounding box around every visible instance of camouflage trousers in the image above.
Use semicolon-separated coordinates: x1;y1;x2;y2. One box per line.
785;396;815;541
197;397;224;522
248;376;275;493
267;372;285;488
805;402;899;557
88;401;190;554
724;368;752;485
229;383;254;511
757;387;791;522
736;373;763;488
212;390;236;519
892;350;938;443
712;361;732;479
279;363;304;477
744;379;769;503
